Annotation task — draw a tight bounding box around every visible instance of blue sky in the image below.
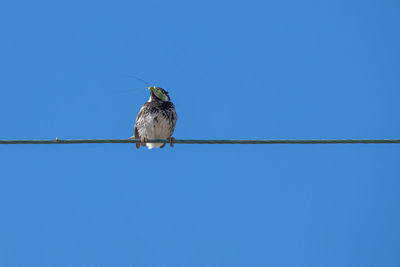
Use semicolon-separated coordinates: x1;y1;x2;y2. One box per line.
0;0;399;266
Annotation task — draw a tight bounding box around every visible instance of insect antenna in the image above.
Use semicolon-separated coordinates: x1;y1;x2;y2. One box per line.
112;87;148;94
121;74;152;86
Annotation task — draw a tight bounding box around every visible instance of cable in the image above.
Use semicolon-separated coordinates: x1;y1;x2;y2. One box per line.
0;139;399;144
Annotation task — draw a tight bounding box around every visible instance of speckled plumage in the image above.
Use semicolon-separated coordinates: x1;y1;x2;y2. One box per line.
134;89;177;149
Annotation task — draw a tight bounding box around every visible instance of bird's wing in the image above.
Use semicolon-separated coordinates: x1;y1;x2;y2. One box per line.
134;103;149;148
170;108;178;136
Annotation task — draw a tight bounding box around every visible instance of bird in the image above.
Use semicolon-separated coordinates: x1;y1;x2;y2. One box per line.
133;86;177;149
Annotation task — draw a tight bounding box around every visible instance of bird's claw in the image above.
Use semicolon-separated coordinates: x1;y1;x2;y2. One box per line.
169;137;175;147
141;137;147;147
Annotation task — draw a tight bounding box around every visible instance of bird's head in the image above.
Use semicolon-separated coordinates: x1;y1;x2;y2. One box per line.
148;86;171;102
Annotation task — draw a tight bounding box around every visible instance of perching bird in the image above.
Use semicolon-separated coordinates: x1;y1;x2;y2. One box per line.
133;86;177;149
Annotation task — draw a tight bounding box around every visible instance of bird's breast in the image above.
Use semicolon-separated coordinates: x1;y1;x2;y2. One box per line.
137;104;177;140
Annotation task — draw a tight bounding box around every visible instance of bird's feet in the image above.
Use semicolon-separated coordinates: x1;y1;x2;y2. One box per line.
128;136;141;149
141;137;147;147
169;137;176;147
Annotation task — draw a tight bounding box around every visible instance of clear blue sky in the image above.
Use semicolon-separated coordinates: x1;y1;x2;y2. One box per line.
0;1;399;266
